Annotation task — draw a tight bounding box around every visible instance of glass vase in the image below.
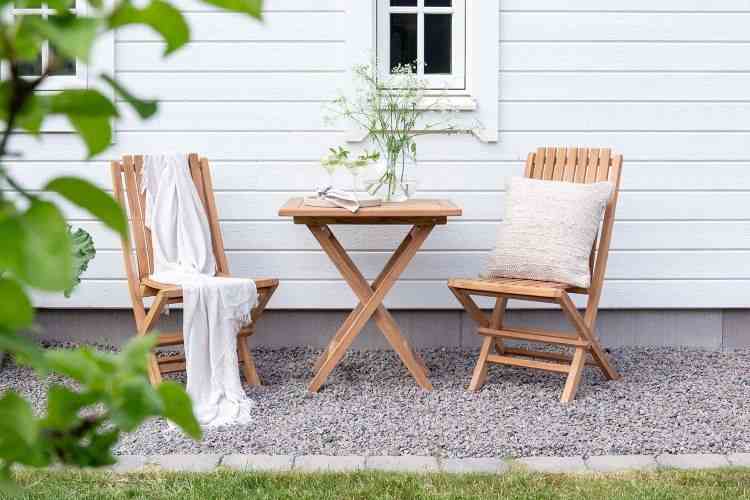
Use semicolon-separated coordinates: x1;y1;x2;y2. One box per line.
365;145;417;202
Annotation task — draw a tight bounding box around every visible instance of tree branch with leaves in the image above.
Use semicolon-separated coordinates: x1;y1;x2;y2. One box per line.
0;0;263;489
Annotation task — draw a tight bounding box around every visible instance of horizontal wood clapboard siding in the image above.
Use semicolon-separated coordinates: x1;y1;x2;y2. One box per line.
22;0;750;309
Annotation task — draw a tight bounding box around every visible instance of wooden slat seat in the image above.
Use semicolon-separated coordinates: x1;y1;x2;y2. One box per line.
448;277;571;299
141;277;279;297
447;147;623;403
111;153;279;385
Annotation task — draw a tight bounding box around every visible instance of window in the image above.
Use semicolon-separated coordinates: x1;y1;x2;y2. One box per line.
347;1;498;142
3;0;88;90
377;0;466;90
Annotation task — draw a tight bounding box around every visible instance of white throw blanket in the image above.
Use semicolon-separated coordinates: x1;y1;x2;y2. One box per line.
142;154;257;427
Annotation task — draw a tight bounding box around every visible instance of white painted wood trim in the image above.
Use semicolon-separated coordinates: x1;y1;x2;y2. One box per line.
346;0;498;143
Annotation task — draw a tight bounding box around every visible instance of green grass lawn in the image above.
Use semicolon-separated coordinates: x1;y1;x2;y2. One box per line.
4;468;750;500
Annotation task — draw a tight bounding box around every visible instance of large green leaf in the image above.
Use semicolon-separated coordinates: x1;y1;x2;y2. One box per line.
111;377;163;431
22;15;98;62
67;115;112;157
45;385;96;429
45;177;126;236
0;278;33;330
0;216;24;281
50;89;118;117
0;84;49;134
51;90;116;155
66;226;96;298
0;329;44;369
44;348;102;384
14;20;43;61
14;200;74;291
0;392;45;466
16;94;49;135
119;334;157;376
108;0;189;55
157;381;202;439
101;75;157;119
199;0;262;18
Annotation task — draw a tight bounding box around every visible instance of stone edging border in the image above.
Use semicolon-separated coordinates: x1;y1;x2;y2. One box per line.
110;453;750;474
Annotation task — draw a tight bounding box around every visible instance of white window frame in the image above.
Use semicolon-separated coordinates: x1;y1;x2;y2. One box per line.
346;0;499;143
376;0;466;91
2;0;89;90
1;0;115;133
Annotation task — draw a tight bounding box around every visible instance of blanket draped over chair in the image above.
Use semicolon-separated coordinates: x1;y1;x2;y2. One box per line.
142;154;257;427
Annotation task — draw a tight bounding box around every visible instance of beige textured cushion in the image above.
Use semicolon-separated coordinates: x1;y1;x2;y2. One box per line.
484;177;613;288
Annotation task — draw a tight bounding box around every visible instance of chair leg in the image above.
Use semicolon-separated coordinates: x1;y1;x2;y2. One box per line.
149;354;162;385
561;347;586;403
140;293;169;386
490;297;508;355
559;293;620;381
238;336;261;386
469;335;494;392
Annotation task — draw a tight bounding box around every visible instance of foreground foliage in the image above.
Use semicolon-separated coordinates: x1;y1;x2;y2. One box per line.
5;468;750;500
0;0;263;486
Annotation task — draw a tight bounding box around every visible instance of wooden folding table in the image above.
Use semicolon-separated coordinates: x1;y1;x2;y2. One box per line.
278;198;462;392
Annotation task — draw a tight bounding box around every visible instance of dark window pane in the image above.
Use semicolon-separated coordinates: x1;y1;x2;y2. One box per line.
425;0;451;6
390;0;417;5
390;13;417;72
424;14;451;74
48;43;76;75
17;53;42;76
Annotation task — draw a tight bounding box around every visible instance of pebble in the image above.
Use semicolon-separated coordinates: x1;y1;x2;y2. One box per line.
2;344;750;458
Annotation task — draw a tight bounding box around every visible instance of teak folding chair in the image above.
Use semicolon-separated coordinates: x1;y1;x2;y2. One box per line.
111;154;279;386
448;147;623;402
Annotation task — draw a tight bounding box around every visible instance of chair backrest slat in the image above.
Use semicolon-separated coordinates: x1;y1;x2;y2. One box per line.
523;146;624;296
112;153;229;283
121;155;151;280
199;156;231;275
562;148;577;182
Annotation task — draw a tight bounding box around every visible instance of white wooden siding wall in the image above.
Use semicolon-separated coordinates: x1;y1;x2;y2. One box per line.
14;0;750;309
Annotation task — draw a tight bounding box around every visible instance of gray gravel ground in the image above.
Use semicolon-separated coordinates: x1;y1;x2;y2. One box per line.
3;343;750;458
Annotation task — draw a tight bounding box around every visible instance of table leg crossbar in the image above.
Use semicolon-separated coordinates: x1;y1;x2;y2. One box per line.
306;223;434;392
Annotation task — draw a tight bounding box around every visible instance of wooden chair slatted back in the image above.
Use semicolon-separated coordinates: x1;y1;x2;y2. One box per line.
111;154;231;289
522;147;623;313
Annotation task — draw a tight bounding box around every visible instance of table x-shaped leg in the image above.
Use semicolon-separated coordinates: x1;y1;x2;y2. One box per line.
306;223;434;392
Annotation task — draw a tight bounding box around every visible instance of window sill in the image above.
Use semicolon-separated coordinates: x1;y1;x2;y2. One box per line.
418;95;477;111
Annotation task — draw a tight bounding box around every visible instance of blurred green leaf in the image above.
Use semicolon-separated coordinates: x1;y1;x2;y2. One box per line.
111;377;163;431
0;392;46;466
14;0;45;7
119;334;157;376
68;115;112;157
85;429;119;466
50;89;118;117
44;0;76;12
101;75;158;119
0;329;44;369
44;348;102;384
157;381;201;439
45;177;126;236
15;21;44;61
0;216;24;283
199;0;262;18
0;85;48;134
109;0;189;55
17;94;49;134
66;226;96;298
0;277;33;330
23;15;98;62
44;385;96;429
12;200;74;291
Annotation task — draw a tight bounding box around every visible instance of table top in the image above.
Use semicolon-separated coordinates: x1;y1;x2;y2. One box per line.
279;198;462;224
